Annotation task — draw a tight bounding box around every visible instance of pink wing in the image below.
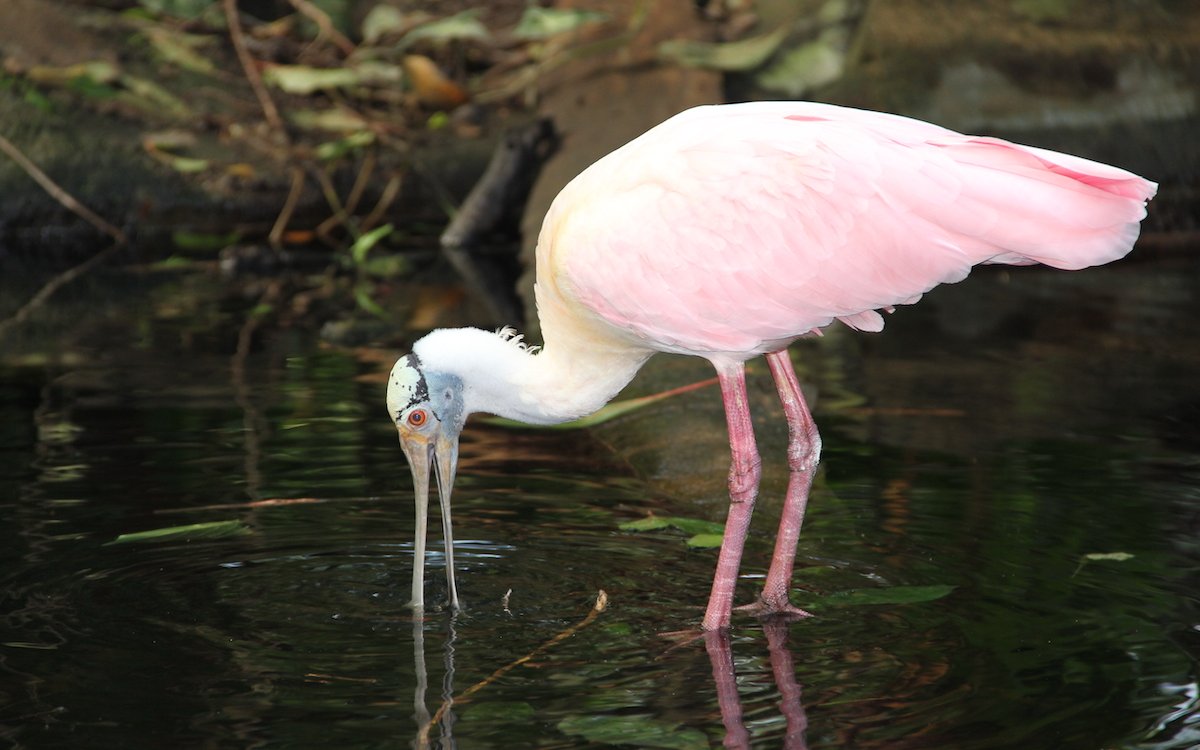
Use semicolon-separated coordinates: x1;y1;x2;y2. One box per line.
549;102;1157;357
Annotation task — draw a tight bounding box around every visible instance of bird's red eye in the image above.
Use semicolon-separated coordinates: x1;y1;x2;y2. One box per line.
407;409;428;427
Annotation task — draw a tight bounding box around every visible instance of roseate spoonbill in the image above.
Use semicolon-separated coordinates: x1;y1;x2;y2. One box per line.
387;101;1157;631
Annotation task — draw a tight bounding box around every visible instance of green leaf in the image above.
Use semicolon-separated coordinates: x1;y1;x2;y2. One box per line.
354;284;387;317
263;65;361;95
619;516;673;532
359;254;410;279
399;10;489;48
557;714;708;750
171;230;239;251
1084;552;1135;562
686;533;724;549
658;26;789;72
141;25;217;75
350;223;394;265
120;74;191;117
107;520;251;545
513;7;608;40
136;0;215;20
809;585;956;608
150;255;195;269
162;154;209;173
620;515;723;536
753;31;847;97
462;700;535;722
289;106;368;132
361;5;407;44
315;131;376;161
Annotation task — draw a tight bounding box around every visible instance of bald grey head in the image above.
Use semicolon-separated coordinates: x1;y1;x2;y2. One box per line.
386;352;467;612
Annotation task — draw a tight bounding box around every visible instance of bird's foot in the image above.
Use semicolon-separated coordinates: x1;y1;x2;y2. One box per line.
735;597;813;621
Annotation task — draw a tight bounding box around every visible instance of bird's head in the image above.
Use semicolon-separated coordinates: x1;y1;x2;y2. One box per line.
387;352;467;483
386;350;467;609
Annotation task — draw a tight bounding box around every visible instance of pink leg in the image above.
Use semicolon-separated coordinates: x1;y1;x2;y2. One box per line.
757;350;818;616
702;361;762;631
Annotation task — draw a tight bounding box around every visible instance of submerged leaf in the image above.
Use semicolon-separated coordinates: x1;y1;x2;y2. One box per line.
558;714;708;749
171;230;239;251
107;520;251;545
619;516;673;532
809;584;956;608
620;515;723;536
686;533;724;549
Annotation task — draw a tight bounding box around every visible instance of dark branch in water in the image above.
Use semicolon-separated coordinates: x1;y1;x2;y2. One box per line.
440;118;559;326
440;118;559;249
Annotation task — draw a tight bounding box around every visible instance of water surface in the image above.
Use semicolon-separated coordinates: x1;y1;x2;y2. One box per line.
0;255;1197;748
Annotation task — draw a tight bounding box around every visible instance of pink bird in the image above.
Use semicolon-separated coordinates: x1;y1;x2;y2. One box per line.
386;101;1157;631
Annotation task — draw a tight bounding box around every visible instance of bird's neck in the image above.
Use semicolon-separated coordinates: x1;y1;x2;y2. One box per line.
415;327;652;426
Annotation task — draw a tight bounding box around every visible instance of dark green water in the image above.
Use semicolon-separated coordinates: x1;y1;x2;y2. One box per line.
0;255;1197;748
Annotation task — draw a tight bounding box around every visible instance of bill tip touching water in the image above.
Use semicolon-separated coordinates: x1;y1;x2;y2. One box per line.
387;100;1157;631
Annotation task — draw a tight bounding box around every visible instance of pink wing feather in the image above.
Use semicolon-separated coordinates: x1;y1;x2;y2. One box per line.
546;102;1157;357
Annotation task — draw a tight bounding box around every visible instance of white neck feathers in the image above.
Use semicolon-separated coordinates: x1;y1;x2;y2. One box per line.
411;327;650;425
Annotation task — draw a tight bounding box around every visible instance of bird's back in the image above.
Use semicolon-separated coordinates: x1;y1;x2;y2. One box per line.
534;102;1156;359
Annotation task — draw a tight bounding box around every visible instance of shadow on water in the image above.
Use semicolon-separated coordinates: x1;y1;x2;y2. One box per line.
0;251;1197;748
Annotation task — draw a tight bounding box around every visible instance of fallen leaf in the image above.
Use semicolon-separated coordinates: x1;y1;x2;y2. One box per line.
558;714;708;750
263;64;360;94
106;520;251;545
402;55;468;109
1084;552;1135;562
513;7;608;39
808;585;956;608
398;9;490;47
658;26;789;72
620;515;724;536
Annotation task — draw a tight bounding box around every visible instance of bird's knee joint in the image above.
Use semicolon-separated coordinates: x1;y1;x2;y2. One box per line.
728;459;761;503
787;433;822;473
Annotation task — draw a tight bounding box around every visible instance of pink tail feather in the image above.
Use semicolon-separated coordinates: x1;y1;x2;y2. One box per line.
948;137;1157;271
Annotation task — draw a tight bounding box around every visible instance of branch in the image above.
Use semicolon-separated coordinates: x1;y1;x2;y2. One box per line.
287;0;356;56
0;132;126;243
224;0;287;138
416;590;609;743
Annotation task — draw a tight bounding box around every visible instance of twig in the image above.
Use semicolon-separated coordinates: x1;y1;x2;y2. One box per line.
311;166;348;246
230;280;284;499
0;131;131;340
155;497;326;514
360;172;403;232
224;0;287;138
0;132;126;243
287;0;356;56
417;590;609;743
0;241;126;340
269;166;306;249
315;153;376;240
